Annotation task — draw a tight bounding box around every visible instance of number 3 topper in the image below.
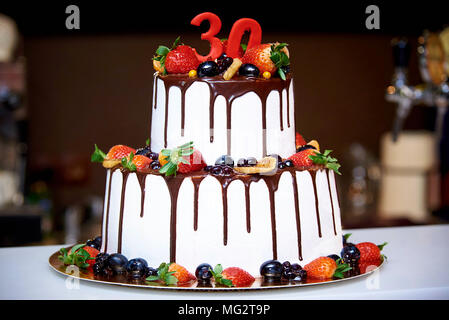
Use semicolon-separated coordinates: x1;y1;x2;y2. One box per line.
191;12;262;61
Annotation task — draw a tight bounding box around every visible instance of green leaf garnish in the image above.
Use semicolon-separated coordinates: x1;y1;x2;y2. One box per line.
343;233;352;242
308;150;342;175
158;141;194;177
57;243;94;269
121;152;137;171
333;259;352;279
210;264;234;287
270;43;290;80
145;138;150;146
145;262;178;286
91;144;106;163
378;242;388;251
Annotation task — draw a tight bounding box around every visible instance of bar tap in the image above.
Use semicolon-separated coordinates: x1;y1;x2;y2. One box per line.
385;29;449;145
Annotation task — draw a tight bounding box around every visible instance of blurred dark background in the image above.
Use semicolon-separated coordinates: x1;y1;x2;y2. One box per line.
0;1;448;246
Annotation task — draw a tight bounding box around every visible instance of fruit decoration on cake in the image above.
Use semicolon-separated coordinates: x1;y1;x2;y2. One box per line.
53;12;390;289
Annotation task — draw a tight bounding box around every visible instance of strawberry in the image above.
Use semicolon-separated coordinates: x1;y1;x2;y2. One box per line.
178;149;206;173
168;263;196;283
356;242;388;262
165;45;200;74
106;145;136;160
288;148;317;167
159;141;206;176
358;258;381;274
58;243;99;270
221;267;255;288
303;257;337;279
153;37;200;75
221;39;245;58
295;132;306;149
304;256;351;280
121;153;152;171
242;44;276;74
242;43;290;79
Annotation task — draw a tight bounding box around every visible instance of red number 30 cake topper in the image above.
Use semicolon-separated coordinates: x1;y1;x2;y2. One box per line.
191;12;262;61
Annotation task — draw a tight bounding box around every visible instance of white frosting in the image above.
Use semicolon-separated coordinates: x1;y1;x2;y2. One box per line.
101;168;343;276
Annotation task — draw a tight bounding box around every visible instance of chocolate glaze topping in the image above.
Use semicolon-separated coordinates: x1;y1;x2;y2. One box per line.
153;74;292;154
103;165;338;263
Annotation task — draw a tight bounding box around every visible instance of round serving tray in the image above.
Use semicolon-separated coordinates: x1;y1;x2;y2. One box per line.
49;246;385;291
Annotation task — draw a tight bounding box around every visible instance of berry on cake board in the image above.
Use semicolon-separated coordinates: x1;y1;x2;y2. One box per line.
303;256;352;280
58;243;99;271
210;264;255;287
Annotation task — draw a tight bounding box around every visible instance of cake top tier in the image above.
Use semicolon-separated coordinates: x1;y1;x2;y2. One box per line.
152;12;291;81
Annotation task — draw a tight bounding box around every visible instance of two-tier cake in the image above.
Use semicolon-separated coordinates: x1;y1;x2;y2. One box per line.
89;13;345;283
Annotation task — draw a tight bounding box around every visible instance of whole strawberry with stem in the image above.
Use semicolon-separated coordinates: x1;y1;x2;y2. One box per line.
303;256;351;280
242;43;290;79
153;37;200;75
210;264;255;287
58;243;99;270
356;242;388;262
121;152;152;171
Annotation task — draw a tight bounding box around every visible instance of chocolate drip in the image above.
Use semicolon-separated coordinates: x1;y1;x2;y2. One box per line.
153;76;158;109
262;173;283;260
290;171;303;261
310;171;322;238
326;171;337;235
286;86;290;128
117;170;130;253
279;89;284;131
163;176;186;262
191;176;205;231
244;181;252;233
136;173;147;218
155;74;292;155
103;168;116;252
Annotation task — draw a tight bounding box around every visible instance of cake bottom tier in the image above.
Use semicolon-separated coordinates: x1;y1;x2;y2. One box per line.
100;168;343;276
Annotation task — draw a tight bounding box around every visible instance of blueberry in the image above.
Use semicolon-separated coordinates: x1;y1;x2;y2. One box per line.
341;245;360;264
282;270;296;280
195;263;213;282
85;239;100;250
93;262;105;275
247;157;257;166
126;258;148;279
239;63;260;77
280;65;290;75
146;267;158;277
284;159;294;167
237;158;248;167
95;252;110;265
217;57;233;73
107;253;128;274
327;254;340;262
135;145;151;157
260;260;283;280
204;165;213;172
282;261;291;272
217;53;227;61
278;162;286;169
147;152;159;161
197;61;220;77
150;160;161;170
210;166;223;175
221;166;234;176
215;155;234;167
290;263;302;272
293;269;307;282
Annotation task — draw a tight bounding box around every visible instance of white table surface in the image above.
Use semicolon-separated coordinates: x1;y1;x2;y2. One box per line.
1;224;449;300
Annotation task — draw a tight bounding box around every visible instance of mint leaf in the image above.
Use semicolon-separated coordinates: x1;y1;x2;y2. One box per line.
155;46;170;56
91;144;106;163
146;138;150;146
378;242;388;251
121;152;137;171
